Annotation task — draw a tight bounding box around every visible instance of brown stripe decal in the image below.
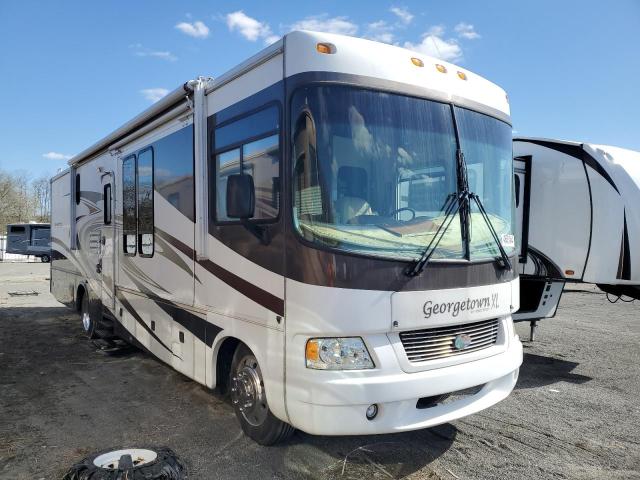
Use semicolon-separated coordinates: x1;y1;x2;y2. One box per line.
198;259;285;316
156;227;285;316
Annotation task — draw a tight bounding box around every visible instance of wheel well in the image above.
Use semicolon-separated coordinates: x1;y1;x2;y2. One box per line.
75;284;86;312
216;337;241;395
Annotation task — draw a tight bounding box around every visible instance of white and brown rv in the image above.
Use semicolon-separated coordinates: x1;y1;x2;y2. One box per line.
50;31;523;444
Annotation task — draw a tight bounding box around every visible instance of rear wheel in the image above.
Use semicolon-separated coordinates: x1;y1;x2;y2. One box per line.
80;290;98;339
230;344;294;445
40;254;50;263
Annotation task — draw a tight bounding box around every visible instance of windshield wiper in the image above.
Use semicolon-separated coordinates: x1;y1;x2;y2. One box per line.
469;193;512;271
406;191;465;277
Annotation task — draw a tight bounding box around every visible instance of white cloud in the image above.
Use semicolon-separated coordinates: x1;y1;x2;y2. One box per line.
175;20;210;39
290;15;358;36
130;44;177;61
390;6;414;25
455;22;481;40
43;152;72;161
140;88;170;103
365;21;395;44
404;28;462;62
226;10;275;44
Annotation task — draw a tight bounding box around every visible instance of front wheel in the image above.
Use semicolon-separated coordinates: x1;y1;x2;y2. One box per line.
80;290;98;339
230;344;294;445
40;254;50;263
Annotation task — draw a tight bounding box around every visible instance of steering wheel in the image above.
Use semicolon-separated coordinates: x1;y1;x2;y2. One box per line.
388;207;416;221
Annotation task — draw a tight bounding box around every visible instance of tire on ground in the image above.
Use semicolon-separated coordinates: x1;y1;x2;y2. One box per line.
79;288;98;339
62;446;186;480
230;343;295;445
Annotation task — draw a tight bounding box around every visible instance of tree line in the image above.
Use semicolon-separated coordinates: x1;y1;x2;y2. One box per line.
0;169;51;232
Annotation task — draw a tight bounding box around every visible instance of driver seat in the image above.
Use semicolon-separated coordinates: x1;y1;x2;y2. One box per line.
335;166;373;223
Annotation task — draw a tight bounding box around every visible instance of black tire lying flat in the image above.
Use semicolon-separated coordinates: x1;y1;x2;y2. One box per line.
63;447;186;480
230;343;295;445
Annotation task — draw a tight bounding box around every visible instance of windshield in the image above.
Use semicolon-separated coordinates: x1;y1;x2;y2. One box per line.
291;85;515;261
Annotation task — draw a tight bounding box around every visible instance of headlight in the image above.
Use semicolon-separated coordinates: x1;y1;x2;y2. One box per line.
305;337;374;370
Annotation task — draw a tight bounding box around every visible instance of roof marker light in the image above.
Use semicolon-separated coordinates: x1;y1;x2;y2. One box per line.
316;43;336;54
435;64;447;73
457;71;467;80
411;57;424;67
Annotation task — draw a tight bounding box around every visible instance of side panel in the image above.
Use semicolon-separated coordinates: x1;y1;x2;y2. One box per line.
513;142;591;280
51;173;77;305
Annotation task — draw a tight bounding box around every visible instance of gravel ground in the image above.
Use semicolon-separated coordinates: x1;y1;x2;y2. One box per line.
0;263;638;479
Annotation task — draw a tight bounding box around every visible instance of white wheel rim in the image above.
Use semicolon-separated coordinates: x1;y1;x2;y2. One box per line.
93;448;157;470
82;312;91;331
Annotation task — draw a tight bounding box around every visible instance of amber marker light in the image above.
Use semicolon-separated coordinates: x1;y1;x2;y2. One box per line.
316;43;335;54
306;339;320;363
457;71;467;80
565;269;575;275
411;57;424;67
435;64;447;73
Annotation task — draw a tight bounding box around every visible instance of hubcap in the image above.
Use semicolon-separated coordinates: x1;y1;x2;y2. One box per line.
93;448;157;469
230;354;268;426
82;311;91;331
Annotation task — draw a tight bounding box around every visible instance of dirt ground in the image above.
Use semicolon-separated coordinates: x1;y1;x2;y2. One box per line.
0;262;639;479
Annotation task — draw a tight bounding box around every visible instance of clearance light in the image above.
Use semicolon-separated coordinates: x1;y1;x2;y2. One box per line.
457;71;468;80
316;43;336;54
411;57;424;67
435;64;447;73
565;269;575;275
305;337;374;370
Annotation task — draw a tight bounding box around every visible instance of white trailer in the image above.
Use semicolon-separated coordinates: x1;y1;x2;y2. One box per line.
51;31;522;444
513;138;640;338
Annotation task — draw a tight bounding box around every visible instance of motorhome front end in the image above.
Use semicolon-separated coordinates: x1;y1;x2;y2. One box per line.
50;31;522;444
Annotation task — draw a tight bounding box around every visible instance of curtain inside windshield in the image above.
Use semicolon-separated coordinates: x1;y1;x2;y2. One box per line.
292;85;463;260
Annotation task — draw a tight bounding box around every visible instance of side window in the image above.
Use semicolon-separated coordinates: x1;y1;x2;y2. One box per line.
214;104;280;222
10;225;25;233
103;184;112;225
137;148;154;256
122;155;137;255
75;173;81;204
514;174;521;207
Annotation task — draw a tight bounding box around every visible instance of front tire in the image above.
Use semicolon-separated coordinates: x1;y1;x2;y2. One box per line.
80;290;98;339
40;254;50;263
230;344;294;445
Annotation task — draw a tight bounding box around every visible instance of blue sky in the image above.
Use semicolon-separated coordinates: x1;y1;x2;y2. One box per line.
1;0;638;178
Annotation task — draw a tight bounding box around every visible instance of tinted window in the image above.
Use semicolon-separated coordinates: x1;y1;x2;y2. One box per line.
137;148;154;256
243;135;280;219
122;155;136;255
215;105;279;151
213;105;281;222
10;226;25;233
75;174;81;204
103;184;112;224
154;126;194;221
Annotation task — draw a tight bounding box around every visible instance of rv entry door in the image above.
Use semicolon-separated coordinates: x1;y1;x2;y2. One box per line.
100;174;116;311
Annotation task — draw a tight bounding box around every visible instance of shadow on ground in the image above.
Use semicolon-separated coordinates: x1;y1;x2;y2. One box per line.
515;352;592;390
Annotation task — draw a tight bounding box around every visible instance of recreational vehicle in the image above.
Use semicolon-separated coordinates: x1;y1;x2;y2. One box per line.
5;223;51;262
50;31;522;444
513;138;640;338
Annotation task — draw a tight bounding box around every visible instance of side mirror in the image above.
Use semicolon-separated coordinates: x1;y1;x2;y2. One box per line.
226;174;255;219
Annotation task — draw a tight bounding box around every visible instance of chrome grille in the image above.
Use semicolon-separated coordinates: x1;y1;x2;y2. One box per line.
400;318;499;362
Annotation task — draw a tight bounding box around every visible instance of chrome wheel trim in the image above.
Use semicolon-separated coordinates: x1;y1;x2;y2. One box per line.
230;354;269;427
93;448;157;469
82;311;91;331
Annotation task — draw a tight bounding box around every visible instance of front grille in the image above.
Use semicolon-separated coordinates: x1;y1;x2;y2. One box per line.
400;318;499;362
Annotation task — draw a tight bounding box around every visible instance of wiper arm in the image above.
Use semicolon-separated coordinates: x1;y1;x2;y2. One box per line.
469;193;512;271
406;191;464;277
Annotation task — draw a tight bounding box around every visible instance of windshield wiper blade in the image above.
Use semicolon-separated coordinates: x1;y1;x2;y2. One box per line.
469;193;512;271
406;191;464;277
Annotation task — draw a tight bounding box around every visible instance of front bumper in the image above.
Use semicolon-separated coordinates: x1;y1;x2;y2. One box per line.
286;331;523;435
